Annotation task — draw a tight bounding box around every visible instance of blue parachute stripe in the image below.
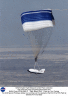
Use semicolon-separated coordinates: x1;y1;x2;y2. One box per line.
21;10;52;16
21;12;54;24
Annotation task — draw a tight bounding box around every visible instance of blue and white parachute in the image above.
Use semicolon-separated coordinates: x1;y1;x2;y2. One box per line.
21;9;55;61
21;9;55;32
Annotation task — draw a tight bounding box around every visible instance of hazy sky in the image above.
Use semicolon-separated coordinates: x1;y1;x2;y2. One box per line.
0;0;68;47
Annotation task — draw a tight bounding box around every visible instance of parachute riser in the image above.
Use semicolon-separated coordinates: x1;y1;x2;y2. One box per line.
34;56;40;70
35;56;37;62
34;62;40;70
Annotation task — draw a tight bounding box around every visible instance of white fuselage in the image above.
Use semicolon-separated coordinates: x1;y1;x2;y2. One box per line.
28;69;45;74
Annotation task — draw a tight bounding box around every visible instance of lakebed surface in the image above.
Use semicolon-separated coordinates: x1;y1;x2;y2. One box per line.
0;45;68;87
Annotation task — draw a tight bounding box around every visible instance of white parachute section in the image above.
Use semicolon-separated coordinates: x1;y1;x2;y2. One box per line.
21;9;55;73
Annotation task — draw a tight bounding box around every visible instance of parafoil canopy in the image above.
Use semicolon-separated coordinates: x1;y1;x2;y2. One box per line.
21;9;55;32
